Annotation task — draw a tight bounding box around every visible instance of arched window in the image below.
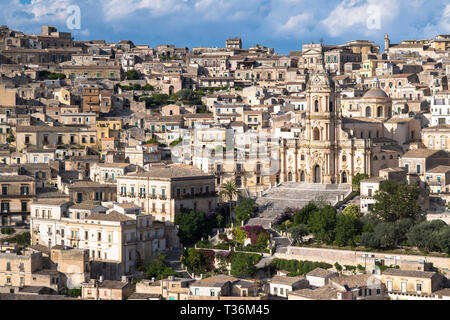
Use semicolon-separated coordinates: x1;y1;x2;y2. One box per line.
300;171;305;182
382;155;386;160
342;155;347;162
314;100;319;112
329;102;333;112
288;172;293;181
373;156;378;161
390;155;393;159
377;106;383;117
366;106;371;117
342;172;348;183
313;127;320;141
301;154;305;161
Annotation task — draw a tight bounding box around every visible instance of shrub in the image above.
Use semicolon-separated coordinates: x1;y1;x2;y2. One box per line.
181;249;215;274
230;252;261;278
1;227;15;235
241;225;267;246
270;258;332;276
293;202;318;225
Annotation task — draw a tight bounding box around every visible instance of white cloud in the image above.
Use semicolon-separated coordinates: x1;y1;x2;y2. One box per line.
101;0;189;21
21;0;76;23
278;13;313;34
321;0;400;37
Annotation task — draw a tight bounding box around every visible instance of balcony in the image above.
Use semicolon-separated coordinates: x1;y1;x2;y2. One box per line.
175;192;217;200
0;194;34;199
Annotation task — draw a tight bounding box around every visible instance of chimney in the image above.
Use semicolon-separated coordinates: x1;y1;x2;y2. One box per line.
122;275;129;283
99;275;104;283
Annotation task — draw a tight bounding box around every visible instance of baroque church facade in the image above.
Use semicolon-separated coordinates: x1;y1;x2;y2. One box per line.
279;59;406;185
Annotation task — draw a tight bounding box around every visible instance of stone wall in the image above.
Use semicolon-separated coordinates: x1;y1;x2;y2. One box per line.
275;246;450;272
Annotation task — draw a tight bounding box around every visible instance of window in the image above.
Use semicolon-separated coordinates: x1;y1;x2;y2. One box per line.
210;290;215;297
1;202;10;213
313;127;320;141
1;185;7;195
416;283;422;292
401;282;407;293
20;186;29;195
377;106;383;117
6;262;11;271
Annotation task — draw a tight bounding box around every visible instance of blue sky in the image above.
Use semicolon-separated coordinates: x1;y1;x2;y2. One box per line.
3;0;450;54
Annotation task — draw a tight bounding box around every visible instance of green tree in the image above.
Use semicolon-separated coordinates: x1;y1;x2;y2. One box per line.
68;288;82;297
126;69;139;80
181;249;215;274
342;204;361;218
308;205;337;244
233;226;247;245
230;253;261;278
293;202;317;225
334;262;343;272
220;180;239;224
255;231;270;249
143;254;178;280
372;180;421;222
361;221;406;249
435;225;450;254
360;232;380;249
6;130;15;143
407;220;447;252
352;173;369;193
235;198;257;224
289;224;309;245
334;214;362;247
175;210;210;245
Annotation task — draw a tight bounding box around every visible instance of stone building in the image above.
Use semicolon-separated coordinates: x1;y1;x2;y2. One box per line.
117;164;216;223
279;58;403;185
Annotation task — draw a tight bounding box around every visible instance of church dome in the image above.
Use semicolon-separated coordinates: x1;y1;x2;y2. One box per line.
363;87;389;98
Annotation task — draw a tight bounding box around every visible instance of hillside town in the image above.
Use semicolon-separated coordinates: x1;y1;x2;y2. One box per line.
0;25;450;301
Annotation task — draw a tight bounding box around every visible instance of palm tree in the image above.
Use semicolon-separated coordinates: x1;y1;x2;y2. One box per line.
220;180;239;225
